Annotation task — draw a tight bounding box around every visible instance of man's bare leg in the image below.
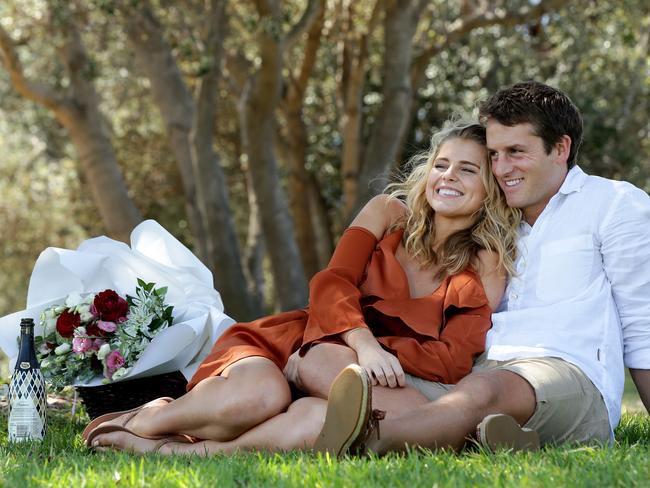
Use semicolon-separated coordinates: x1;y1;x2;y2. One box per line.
365;369;536;453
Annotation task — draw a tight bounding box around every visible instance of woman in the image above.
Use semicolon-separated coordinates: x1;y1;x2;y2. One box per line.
84;120;520;455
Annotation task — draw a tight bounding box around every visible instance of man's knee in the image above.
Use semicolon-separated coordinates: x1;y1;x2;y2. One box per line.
447;370;536;425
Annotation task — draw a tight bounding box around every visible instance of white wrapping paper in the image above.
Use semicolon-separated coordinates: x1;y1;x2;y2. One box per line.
0;220;235;386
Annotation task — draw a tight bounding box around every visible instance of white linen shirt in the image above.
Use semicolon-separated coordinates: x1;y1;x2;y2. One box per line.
488;165;650;437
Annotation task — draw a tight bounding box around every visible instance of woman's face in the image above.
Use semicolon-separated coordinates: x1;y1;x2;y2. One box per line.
425;138;488;223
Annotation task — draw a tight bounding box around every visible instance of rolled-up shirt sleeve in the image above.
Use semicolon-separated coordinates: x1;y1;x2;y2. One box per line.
600;186;650;368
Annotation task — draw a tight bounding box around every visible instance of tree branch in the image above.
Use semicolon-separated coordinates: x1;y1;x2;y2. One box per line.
285;0;324;49
225;52;253;97
290;0;325;93
0;24;69;113
411;0;566;88
418;0;566;62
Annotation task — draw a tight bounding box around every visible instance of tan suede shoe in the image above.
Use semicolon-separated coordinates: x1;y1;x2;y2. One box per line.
476;413;540;452
313;364;373;457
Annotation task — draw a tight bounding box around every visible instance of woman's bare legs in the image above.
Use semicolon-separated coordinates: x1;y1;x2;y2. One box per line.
94;397;328;455
91;345;430;454
297;343;431;416
92;356;291;445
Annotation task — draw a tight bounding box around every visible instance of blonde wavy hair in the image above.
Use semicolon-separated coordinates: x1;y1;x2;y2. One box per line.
386;120;521;279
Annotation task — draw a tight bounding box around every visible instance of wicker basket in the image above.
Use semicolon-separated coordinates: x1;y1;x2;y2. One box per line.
76;371;188;419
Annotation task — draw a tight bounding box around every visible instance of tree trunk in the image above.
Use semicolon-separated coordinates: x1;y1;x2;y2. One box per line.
120;1;259;320
308;172;334;268
338;0;381;213
120;4;208;264
349;0;423;219
283;2;327;278
190;0;261;320
0;14;141;243
242;166;266;311
241;0;309;310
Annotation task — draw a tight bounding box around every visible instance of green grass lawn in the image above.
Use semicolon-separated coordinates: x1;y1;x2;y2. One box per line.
0;376;648;488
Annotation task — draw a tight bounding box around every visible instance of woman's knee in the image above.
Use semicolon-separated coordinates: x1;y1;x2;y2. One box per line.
298;344;357;395
193;362;292;425
240;374;291;417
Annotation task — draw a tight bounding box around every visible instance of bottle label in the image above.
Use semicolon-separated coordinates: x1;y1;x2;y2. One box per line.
8;398;44;441
20;362;30;370
8;369;47;442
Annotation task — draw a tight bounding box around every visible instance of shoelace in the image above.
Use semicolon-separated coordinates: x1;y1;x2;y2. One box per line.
351;409;386;455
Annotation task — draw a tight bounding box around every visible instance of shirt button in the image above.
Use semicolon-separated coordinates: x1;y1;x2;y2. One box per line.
510;293;519;300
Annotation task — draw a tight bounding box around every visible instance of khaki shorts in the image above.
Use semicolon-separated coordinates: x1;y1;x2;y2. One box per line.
405;356;610;446
472;355;611;445
404;373;453;402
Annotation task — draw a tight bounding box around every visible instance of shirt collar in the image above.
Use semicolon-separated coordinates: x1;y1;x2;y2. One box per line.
558;165;587;195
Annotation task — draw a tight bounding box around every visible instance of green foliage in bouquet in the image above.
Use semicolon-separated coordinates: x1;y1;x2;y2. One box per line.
35;279;174;390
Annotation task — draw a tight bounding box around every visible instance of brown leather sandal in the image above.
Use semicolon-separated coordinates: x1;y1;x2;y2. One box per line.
82;396;174;445
151;435;194;454
87;425;193;453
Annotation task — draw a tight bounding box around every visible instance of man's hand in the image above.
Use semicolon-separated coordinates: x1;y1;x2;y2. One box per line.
343;327;405;388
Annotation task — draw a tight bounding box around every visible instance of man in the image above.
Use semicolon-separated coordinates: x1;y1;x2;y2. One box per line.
313;81;650;455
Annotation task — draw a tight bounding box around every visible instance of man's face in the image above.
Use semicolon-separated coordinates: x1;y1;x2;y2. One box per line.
486;120;568;225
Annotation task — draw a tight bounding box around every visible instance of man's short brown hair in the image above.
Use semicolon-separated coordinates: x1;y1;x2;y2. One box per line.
479;81;583;169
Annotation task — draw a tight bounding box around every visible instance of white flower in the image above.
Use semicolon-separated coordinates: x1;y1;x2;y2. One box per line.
37;342;51;356
43;308;56;320
73;326;87;337
111;367;130;380
79;310;94;322
54;343;71;355
97;343;111;360
44;317;57;336
65;292;83;308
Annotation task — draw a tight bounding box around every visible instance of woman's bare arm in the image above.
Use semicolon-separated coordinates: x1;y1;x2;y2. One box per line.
475;249;507;312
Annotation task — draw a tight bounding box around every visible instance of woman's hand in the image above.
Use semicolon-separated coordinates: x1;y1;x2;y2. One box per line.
283;350;303;390
343;328;405;388
356;342;405;388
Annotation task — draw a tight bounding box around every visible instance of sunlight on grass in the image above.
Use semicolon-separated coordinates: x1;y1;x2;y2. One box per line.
0;368;647;487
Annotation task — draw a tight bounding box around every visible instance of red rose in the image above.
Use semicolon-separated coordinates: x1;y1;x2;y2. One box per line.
93;290;129;322
86;321;106;338
56;309;81;338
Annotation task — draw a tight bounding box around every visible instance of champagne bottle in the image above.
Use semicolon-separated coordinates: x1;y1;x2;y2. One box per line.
8;318;47;442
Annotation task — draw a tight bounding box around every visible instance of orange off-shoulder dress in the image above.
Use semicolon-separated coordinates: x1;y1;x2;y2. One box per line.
187;226;492;390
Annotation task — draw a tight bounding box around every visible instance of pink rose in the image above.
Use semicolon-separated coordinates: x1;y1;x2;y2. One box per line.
97;320;117;333
105;350;125;374
72;337;94;354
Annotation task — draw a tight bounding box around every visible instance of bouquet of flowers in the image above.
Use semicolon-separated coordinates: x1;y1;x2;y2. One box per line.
35;279;174;389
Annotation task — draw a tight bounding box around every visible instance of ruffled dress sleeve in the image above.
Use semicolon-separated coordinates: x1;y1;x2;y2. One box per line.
301;226;377;349
377;270;492;384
